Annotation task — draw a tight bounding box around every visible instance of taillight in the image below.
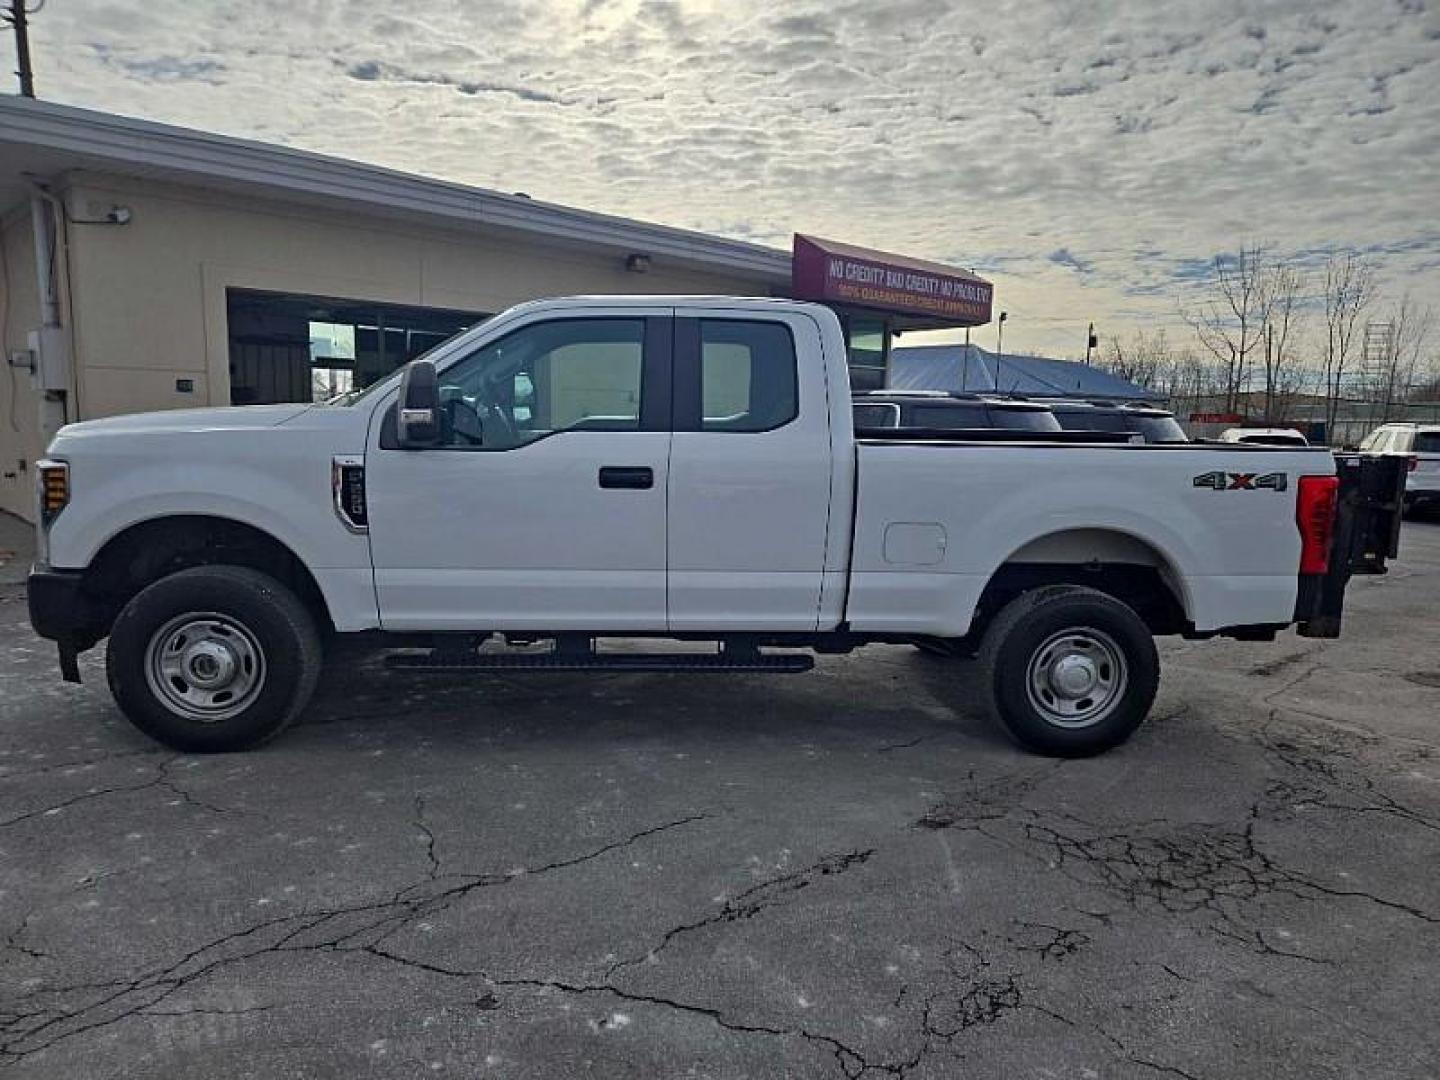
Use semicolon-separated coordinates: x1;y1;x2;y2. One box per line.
1296;474;1339;575
1408;456;1419;473
37;460;69;526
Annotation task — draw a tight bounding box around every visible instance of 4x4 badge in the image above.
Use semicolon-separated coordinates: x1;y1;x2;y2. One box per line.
1193;471;1288;492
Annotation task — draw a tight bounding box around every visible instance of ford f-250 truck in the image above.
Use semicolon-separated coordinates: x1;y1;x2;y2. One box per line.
27;297;1405;757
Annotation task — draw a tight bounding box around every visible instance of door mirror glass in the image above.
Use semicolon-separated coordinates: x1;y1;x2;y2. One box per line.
396;360;441;448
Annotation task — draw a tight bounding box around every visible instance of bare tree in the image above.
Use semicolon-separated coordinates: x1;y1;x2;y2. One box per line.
1257;264;1305;423
1364;295;1436;422
1101;328;1171;391
1184;244;1279;412
1319;253;1375;432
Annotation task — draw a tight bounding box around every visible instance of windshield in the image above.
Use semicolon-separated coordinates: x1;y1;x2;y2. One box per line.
1415;433;1440;454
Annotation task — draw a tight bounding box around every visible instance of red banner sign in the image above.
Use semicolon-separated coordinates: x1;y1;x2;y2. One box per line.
792;234;993;324
1189;412;1244;424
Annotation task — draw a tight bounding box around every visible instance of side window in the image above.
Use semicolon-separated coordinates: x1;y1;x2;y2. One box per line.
1358;431;1380;451
1392;430;1413;452
436;319;644;449
910;403;987;428
699;320;798;432
853;403;900;428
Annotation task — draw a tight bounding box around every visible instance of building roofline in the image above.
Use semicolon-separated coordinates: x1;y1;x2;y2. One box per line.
0;95;792;281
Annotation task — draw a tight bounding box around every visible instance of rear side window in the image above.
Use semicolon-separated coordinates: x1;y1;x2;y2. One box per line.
699;320;798;432
853;403;900;428
1055;408;1123;432
909;402;988;428
1415;433;1440;453
989;407;1060;432
1133;415;1187;442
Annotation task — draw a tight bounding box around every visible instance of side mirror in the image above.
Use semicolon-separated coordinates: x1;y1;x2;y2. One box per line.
396;361;440;448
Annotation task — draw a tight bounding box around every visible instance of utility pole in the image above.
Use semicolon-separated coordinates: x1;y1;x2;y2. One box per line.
961;325;971;392
995;311;1008;394
3;0;40;98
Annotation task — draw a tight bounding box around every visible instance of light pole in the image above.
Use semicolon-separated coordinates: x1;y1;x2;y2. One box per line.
994;311;1008;393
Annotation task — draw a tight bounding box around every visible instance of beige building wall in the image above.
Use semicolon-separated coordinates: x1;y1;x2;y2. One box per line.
0;206;49;520
0;170;774;521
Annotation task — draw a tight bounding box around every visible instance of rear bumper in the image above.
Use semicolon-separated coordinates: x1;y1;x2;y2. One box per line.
27;565;106;648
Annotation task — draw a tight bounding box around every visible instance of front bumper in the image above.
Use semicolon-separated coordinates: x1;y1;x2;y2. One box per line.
27;565;106;648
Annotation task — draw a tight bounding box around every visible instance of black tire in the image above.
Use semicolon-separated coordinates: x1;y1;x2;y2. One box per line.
106;565;321;753
978;585;1158;757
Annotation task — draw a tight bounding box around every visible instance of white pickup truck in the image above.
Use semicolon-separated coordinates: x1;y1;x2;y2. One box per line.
27;297;1405;757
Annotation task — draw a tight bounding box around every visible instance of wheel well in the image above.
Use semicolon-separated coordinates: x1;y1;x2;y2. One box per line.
82;516;333;636
976;530;1190;638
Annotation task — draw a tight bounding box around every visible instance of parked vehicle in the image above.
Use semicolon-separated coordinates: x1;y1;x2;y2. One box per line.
852;391;1061;433
1359;423;1440;514
1220;428;1310;448
28;297;1405;758
1048;401;1189;443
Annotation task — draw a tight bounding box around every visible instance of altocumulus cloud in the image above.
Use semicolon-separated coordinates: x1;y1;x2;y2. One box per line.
6;0;1438;355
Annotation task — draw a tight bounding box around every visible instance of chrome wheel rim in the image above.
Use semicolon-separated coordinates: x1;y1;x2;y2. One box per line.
1024;627;1127;729
144;612;266;723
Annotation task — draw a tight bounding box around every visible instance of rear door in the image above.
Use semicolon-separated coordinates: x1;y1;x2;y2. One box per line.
665;311;833;631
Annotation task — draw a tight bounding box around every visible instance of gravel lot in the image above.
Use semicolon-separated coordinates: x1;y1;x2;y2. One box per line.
2;513;1439;1079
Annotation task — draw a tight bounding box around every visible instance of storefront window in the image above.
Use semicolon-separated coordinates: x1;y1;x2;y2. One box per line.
227;289;483;405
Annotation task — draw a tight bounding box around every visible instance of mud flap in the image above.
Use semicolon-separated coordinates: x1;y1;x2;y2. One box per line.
58;640;81;683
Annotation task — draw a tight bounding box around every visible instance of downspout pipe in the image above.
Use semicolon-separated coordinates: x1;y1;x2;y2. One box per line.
28;182;62;328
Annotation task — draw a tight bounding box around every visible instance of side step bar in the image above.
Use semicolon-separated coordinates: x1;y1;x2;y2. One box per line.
385;651;815;674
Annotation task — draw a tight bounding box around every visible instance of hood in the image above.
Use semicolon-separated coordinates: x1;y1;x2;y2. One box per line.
55;404;313;439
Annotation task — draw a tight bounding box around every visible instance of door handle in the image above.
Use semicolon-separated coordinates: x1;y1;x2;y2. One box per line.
598;466;654;490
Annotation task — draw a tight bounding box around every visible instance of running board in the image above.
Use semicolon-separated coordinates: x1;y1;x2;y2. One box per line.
385;651;815;674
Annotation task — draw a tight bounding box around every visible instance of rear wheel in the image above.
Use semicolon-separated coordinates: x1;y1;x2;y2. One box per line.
978;585;1158;757
106;565;321;752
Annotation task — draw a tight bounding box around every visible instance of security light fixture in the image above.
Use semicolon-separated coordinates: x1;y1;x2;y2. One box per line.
625;253;651;274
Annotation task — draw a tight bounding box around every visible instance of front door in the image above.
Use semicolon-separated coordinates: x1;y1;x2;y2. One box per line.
366;313;672;631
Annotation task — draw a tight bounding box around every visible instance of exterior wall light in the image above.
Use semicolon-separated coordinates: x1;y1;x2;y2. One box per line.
625;253;651;274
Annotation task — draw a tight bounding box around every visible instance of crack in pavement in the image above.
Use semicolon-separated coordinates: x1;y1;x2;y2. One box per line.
914;779;1439;970
0;811;710;1066
605;849;875;980
0;759;233;830
876;736;927;754
412;795;441;881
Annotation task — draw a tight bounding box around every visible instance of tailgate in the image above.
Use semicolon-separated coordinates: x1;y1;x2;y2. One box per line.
1295;452;1406;637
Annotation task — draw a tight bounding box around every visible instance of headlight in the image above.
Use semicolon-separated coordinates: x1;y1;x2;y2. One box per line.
37;460;69;527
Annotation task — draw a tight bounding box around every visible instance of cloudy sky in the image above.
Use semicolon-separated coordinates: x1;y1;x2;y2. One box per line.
5;0;1439;356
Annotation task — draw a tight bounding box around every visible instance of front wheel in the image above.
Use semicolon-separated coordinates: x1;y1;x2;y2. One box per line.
978;585;1159;757
106;565;321;752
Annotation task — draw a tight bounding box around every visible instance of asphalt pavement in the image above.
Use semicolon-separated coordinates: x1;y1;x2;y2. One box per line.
2;511;1439;1079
